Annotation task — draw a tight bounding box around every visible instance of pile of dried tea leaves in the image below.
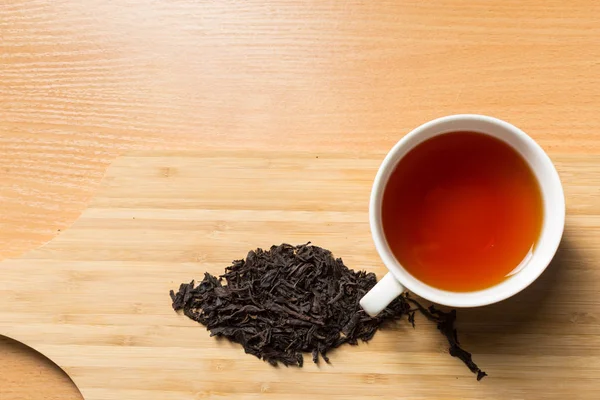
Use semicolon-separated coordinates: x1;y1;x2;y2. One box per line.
170;243;486;380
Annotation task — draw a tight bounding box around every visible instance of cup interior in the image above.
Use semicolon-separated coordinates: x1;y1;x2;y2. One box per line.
370;114;565;307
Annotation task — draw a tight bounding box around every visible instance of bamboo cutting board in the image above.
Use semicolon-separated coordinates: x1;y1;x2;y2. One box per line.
0;151;599;400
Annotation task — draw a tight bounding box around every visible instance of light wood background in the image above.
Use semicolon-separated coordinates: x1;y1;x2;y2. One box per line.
1;0;599;398
0;151;598;400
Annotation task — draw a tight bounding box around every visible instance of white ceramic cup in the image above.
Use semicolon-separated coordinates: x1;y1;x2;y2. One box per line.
359;114;565;316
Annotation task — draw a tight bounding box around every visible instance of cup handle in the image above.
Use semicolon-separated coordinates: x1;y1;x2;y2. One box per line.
360;272;405;317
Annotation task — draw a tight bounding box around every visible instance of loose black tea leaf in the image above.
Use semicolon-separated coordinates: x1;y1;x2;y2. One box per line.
405;297;487;380
170;243;485;379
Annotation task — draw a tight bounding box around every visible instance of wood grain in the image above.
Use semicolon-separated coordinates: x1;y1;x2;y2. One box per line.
1;151;599;400
1;0;600;398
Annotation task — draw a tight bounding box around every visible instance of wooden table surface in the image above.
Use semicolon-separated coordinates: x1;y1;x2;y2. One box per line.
1;1;599;398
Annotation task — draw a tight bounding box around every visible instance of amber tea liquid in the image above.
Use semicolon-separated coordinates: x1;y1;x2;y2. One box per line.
382;131;543;292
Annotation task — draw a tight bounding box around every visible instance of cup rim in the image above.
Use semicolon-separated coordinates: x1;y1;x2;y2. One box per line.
369;114;565;307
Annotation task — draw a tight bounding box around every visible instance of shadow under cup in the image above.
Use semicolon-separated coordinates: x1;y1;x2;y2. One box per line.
360;114;565;317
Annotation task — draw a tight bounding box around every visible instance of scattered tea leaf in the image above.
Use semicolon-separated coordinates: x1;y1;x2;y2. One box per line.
170;243;485;379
